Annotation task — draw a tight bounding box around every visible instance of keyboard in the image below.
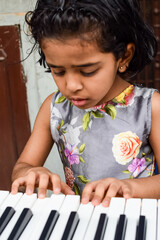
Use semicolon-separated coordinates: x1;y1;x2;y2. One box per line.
0;191;159;240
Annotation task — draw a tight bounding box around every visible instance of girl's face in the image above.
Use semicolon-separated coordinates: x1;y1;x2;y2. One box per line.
41;38;126;109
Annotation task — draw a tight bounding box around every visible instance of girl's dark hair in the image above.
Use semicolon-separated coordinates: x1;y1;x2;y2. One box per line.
26;0;158;78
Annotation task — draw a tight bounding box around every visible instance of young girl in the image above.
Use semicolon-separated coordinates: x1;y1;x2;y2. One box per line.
11;0;160;207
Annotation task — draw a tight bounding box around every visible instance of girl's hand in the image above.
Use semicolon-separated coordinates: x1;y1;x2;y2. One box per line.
81;178;134;207
11;167;75;198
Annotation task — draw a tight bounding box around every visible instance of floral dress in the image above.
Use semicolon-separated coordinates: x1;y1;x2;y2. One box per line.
50;85;157;195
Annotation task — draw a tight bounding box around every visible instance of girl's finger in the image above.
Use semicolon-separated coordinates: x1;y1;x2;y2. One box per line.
50;174;62;194
91;183;106;206
25;171;37;195
61;181;75;195
11;176;28;194
102;182;120;207
81;182;98;204
120;184;132;199
38;174;50;198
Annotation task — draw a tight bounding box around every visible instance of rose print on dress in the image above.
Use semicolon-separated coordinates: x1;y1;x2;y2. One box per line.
112;131;142;165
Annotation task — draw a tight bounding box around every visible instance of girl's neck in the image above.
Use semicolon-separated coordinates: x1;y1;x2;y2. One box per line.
100;77;131;104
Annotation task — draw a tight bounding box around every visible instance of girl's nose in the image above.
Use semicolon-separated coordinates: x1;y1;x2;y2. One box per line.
66;73;83;92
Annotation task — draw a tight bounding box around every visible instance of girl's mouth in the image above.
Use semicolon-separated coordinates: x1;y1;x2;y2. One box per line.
70;98;88;107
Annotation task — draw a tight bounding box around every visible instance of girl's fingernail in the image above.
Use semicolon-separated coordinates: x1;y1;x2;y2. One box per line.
81;197;88;203
11;188;16;194
124;194;130;199
27;189;32;194
54;187;60;194
92;199;99;206
39;193;44;198
102;200;109;207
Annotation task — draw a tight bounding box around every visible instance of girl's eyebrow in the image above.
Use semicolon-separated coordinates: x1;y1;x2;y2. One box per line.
46;62;101;68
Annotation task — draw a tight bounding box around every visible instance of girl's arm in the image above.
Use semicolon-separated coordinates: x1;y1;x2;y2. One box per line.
11;94;74;197
82;91;160;207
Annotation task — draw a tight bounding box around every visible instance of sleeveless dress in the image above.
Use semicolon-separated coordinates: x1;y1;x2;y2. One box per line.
50;85;157;195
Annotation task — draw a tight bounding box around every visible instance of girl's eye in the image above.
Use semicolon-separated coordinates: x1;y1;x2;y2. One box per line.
81;69;98;77
53;71;65;76
50;68;99;77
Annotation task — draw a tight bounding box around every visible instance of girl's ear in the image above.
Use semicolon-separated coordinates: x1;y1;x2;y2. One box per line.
118;43;135;73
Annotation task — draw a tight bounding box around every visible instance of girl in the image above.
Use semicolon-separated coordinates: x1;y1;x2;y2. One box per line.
11;0;160;207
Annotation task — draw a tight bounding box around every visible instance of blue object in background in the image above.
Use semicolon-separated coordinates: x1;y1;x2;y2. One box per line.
155;163;159;174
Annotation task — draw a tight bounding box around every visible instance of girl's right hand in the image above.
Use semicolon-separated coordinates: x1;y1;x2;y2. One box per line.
11;166;75;198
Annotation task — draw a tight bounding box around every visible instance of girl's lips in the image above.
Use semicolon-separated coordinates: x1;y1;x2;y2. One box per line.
71;98;88;107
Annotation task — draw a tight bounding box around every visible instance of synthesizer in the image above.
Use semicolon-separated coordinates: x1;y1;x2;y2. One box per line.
0;191;159;240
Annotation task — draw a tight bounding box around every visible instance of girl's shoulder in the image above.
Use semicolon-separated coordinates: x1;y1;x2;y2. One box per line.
151;90;160;117
35;93;55;126
31;93;55;136
151;90;160;105
132;84;158;108
133;84;158;96
40;93;55;111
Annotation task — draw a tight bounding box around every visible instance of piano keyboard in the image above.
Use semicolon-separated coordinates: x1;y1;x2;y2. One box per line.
0;190;159;240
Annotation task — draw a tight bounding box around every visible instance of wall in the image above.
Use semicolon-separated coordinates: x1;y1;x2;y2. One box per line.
0;0;65;182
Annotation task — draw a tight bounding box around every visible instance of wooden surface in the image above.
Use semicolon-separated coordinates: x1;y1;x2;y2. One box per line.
134;0;160;90
0;25;30;190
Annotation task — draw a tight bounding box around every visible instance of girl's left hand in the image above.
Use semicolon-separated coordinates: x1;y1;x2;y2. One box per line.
81;178;134;207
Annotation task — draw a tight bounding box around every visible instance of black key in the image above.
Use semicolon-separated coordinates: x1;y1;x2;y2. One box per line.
0;207;15;234
7;208;33;240
94;213;108;240
61;211;79;240
39;210;59;240
136;215;146;240
114;214;127;240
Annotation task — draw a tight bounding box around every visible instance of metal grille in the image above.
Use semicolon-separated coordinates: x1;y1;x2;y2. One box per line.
133;0;160;91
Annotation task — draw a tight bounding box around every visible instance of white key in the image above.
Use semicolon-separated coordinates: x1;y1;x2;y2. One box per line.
83;203;109;240
49;195;80;240
72;202;94;240
124;198;141;240
0;191;9;206
0;193;37;239
157;200;160;240
0;192;23;216
19;194;65;240
104;197;126;240
141;199;157;240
